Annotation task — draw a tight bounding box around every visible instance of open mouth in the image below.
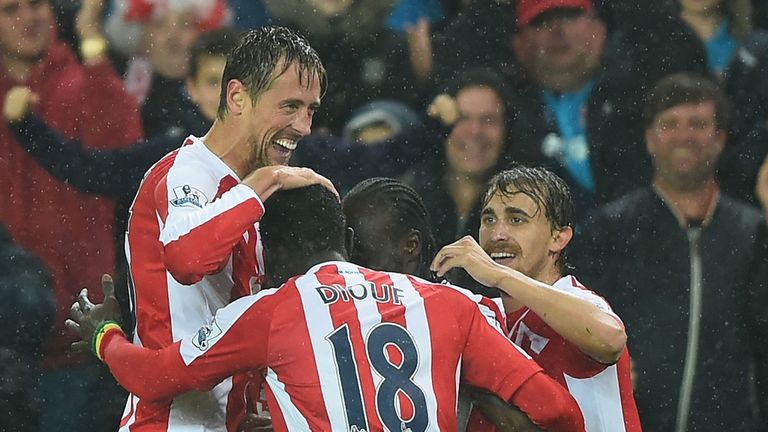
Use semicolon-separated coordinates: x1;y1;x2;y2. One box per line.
274;138;297;151
489;252;517;262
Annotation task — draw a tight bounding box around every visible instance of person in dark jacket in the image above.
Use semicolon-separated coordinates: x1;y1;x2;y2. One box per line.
506;0;708;214
571;72;766;431
0;223;55;432
676;0;768;205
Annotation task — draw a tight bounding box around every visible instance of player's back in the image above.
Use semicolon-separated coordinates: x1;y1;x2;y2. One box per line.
262;261;536;431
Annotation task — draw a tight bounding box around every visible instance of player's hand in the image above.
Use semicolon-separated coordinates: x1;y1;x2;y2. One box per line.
427;94;459;127
431;236;509;287
756;153;768;217
4;86;39;124
242;166;339;202
65;274;123;353
240;413;273;432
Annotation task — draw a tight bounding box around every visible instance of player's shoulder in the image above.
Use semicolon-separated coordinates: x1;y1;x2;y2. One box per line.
553;275;620;318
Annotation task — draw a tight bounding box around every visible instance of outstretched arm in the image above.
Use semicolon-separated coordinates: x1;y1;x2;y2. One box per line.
66;275;274;402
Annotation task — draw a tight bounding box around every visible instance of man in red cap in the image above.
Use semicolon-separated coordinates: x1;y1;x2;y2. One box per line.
506;0;708;215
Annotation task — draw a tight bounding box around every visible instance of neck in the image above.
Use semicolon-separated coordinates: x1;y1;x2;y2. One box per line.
296;251;348;275
681;8;723;40
444;169;485;218
1;52;37;82
654;177;718;223
203;118;252;178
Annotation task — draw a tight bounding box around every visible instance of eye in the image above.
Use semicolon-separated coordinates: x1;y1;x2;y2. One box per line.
509;216;524;224
481;215;496;225
282;102;299;113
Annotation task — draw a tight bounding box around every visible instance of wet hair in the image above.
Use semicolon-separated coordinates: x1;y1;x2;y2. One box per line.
260;185;346;261
187;27;243;79
482;166;575;270
217;26;327;119
343;178;437;279
644;72;729;131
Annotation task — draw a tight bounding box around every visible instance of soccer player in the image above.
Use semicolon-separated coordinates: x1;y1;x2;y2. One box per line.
67;184;586;432
117;27;334;431
343;177;561;431
432;166;642;431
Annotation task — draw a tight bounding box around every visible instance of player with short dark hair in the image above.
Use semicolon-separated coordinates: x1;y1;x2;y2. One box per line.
67;184;586;432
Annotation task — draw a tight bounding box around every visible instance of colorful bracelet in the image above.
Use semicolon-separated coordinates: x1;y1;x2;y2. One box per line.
92;320;124;361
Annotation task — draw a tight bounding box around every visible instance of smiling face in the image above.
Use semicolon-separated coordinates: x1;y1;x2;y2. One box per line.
645;101;725;190
445;85;506;177
479;190;569;282
240;63;322;170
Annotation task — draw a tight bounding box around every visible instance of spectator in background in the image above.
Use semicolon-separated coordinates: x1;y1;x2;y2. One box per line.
0;223;54;432
403;69;530;251
749;154;768;422
0;0;143;430
4;27;240;203
264;0;425;134
572;73;766;431
506;0;709;214
105;0;230;136
676;0;768;205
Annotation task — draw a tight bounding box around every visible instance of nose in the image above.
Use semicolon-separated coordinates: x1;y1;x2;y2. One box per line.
488;221;510;242
293;110;312;136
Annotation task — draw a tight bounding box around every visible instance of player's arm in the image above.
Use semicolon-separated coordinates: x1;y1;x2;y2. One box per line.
65;275;274;402
158;165;336;284
460;301;585;432
433;236;627;364
156;163;266;284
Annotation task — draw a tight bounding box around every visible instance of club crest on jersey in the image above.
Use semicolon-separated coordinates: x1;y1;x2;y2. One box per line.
192;320;223;351
170;185;208;209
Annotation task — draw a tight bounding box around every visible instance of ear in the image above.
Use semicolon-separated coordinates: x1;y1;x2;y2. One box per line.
403;229;423;261
550;226;573;255
345;226;355;258
645;127;656;156
714;128;727;154
226;79;248;115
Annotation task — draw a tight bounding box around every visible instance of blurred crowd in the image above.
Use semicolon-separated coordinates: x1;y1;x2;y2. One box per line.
1;0;768;430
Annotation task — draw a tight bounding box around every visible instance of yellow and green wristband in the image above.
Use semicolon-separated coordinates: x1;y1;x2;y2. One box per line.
92;320;124;361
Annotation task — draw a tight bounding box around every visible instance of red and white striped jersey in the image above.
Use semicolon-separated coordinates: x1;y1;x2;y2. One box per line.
122;135;265;431
505;275;642;432
102;261;579;432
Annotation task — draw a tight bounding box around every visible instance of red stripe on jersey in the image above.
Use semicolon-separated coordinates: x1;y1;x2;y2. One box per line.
359;268;415;427
617;351;643;431
262;283;331;430
408;277;460;429
128;151;179;349
219;174;262;299
225;374;249;432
